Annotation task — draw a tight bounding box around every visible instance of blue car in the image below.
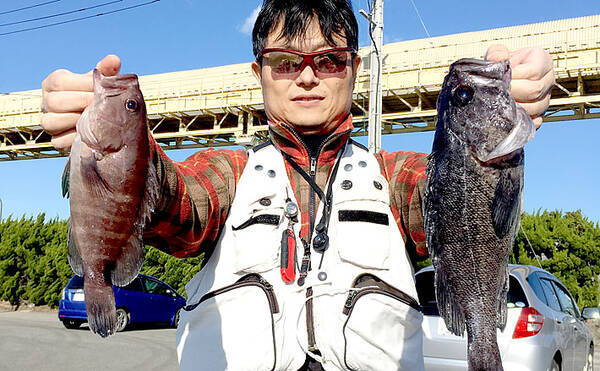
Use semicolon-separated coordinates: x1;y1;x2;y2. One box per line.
58;274;186;332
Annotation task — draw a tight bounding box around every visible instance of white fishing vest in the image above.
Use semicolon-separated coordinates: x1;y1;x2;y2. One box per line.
176;142;424;371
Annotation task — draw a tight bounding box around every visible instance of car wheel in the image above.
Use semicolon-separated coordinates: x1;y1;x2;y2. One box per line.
584;345;594;371
115;308;129;332
62;319;81;329
549;358;560;371
173;308;181;328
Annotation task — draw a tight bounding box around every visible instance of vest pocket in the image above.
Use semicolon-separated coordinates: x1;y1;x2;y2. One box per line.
334;200;391;269
179;274;279;371
342;274;424;371
231;200;285;274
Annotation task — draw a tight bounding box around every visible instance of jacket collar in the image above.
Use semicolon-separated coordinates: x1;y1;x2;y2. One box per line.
268;115;354;167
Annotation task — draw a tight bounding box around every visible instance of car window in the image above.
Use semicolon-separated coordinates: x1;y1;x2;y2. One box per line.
66;275;84;289
143;278;171;296
122;277;143;292
551;281;581;317
538;278;562;312
507;276;528;306
527;273;548;305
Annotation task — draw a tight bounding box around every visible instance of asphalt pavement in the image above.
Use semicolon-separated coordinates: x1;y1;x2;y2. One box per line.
0;311;178;371
1;311;598;370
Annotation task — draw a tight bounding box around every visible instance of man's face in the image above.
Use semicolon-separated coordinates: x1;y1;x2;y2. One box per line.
252;17;361;136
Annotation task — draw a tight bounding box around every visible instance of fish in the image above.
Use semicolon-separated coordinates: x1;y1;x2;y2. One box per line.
63;69;158;338
423;58;536;370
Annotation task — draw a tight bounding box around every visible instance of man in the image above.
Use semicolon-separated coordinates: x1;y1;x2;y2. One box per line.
41;1;555;370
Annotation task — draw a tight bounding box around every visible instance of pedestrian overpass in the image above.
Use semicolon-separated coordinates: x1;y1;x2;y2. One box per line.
1;14;598;161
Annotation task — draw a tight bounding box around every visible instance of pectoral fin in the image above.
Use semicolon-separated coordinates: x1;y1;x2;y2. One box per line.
492;166;523;239
62;158;70;198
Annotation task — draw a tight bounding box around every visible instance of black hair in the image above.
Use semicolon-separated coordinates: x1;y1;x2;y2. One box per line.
252;0;359;58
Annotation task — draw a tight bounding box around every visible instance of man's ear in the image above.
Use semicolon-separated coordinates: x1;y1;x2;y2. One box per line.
251;60;263;85
352;55;361;77
351;55;361;88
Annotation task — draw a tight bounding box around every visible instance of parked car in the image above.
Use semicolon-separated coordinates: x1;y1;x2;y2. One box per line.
415;264;594;371
59;274;186;332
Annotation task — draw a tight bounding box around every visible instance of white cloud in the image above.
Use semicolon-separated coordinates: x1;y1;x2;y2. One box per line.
239;5;261;35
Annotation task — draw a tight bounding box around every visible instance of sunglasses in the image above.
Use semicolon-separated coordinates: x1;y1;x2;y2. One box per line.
258;47;357;77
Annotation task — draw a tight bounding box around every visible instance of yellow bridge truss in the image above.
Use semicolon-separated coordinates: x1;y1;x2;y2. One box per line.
1;14;599;161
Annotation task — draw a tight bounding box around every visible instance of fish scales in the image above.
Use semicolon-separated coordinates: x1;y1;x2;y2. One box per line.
65;70;158;338
423;59;535;371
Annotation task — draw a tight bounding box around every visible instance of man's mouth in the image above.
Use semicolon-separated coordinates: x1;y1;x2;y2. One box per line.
292;95;324;103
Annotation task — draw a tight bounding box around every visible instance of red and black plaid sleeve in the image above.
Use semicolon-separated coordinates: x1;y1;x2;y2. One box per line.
376;150;429;258
143;136;248;258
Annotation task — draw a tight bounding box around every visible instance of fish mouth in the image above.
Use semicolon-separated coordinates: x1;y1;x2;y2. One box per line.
93;69;140;97
451;58;511;87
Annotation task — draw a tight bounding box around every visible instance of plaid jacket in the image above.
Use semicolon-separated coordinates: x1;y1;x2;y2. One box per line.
143;115;429;261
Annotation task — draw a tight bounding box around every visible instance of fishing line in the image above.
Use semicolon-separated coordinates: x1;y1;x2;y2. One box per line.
407;0;433;41
0;0;124;27
520;224;542;268
0;0;160;37
0;1;62;16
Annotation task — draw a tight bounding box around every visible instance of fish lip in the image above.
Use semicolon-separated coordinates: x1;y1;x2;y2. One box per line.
451;58;511;86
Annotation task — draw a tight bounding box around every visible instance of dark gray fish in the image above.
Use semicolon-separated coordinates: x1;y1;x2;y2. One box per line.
64;70;157;338
423;59;535;370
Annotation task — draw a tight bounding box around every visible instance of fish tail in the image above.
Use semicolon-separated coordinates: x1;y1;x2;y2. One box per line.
467;337;503;371
84;278;117;338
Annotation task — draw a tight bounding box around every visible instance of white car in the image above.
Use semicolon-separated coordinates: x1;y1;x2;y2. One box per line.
415;264;594;371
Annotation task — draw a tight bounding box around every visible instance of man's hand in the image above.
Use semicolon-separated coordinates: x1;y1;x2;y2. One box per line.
485;45;555;129
41;55;122;151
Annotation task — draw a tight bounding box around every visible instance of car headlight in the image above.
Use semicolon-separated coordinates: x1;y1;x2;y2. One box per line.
61;288;66;301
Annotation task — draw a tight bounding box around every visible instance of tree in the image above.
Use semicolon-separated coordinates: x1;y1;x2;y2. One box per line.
511;210;600;308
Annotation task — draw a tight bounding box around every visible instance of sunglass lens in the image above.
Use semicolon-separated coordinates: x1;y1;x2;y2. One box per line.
265;52;303;74
314;53;349;73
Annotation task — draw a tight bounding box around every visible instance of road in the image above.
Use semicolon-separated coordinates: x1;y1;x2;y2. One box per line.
0;311;178;371
1;311;598;370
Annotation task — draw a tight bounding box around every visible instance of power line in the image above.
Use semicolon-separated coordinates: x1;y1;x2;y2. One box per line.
0;0;160;37
0;1;62;16
0;0;123;27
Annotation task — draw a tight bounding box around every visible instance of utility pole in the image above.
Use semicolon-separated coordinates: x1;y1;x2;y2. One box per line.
361;0;384;154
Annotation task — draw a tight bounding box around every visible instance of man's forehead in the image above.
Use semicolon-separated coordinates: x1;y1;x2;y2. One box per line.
265;17;347;51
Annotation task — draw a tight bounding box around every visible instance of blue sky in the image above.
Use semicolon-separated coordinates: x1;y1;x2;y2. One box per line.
0;0;599;223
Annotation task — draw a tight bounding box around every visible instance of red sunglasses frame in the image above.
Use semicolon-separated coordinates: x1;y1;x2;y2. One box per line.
257;47;357;76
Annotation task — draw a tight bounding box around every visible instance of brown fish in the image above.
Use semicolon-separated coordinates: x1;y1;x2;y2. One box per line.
63;70;157;337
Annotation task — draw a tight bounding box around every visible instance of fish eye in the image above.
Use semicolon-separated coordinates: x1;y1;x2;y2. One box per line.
452;85;474;107
125;99;138;111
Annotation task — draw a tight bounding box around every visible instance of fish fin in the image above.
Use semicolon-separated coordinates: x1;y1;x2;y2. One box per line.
84;277;117;338
80;154;113;199
139;156;159;226
111;233;144;287
491;165;523;239
62;158;70;198
67;221;84;277
435;265;466;336
423;152;447;258
496;265;510;330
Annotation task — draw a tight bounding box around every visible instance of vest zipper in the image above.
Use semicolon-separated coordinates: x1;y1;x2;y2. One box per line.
183;273;279;314
342;274;421;316
278;122;351;353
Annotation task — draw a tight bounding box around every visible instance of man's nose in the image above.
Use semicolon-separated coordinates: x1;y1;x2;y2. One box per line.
296;60;319;87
